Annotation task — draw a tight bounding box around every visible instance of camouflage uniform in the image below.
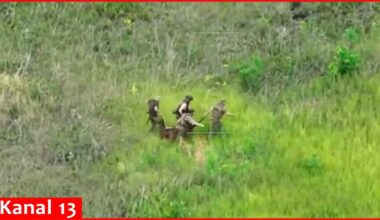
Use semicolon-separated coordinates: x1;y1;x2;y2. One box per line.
201;100;233;133
211;100;227;132
147;98;160;132
176;112;202;138
173;95;193;119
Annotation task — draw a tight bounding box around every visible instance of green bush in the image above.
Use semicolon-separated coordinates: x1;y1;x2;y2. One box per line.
237;55;264;92
328;46;360;77
328;28;361;77
344;27;360;44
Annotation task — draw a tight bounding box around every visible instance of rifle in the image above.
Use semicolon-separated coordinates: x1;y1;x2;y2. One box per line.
198;108;211;123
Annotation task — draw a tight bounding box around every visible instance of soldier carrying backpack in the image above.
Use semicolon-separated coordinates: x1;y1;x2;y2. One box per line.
173;95;194;119
147;96;161;132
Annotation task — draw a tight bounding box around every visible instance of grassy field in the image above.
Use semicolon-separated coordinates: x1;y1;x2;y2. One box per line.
1;3;380;217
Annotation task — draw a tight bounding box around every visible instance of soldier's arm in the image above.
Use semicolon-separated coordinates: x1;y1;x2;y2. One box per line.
193;122;205;127
198;123;205;127
186;115;205;127
226;111;235;117
178;103;187;114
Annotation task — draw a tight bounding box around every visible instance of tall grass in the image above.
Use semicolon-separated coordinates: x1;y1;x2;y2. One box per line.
1;2;380;217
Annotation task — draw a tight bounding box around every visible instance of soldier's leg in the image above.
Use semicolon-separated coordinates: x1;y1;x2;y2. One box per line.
151;116;162;132
211;120;222;135
181;139;192;156
179;136;185;146
178;128;191;156
149;119;155;132
177;127;186;143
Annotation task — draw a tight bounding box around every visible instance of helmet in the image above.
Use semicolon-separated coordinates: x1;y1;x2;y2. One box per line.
184;95;193;101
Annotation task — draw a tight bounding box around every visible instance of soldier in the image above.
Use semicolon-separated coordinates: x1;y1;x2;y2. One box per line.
173;95;194;119
146;96;161;132
176;110;204;147
200;99;234;133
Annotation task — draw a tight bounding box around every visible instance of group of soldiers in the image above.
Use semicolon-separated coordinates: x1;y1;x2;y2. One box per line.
146;95;234;143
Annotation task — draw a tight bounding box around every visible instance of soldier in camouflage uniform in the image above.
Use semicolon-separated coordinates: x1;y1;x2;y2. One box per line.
146;96;161;132
176;110;204;137
201;99;234;133
173;95;194;119
176;110;204;146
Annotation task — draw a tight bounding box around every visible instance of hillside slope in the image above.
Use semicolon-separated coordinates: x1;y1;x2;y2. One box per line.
1;3;380;217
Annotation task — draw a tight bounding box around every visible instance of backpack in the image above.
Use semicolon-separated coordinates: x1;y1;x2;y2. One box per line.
173;101;190;118
147;99;159;118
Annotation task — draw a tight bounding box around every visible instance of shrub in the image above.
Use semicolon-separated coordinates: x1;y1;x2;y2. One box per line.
328;46;360;77
344;27;360;44
237;55;264;92
328;28;361;78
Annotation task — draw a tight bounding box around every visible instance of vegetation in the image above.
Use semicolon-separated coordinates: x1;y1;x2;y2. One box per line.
1;2;380;217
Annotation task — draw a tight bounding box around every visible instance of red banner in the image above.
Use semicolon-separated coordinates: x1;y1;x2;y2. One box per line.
0;198;82;220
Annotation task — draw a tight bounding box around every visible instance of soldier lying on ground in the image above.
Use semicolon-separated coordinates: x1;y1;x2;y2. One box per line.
147;96;161;132
173;95;194;119
200;99;234;133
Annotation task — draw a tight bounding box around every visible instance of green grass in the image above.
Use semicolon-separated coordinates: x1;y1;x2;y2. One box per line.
1;2;380;217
